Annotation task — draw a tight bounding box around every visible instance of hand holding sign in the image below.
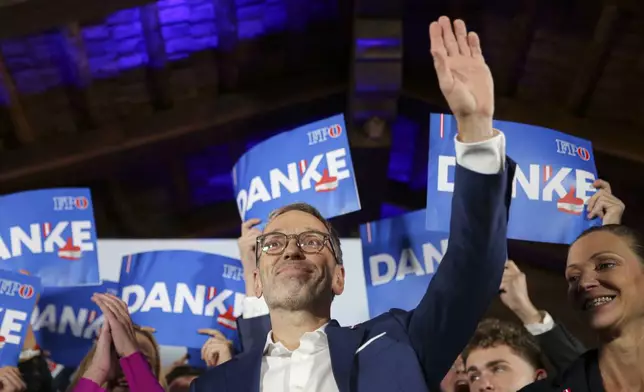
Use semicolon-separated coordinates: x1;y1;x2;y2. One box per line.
0;367;26;392
238;219;262;294
587;179;625;225
430;16;494;141
92;293;138;357
499;261;542;325
198;329;233;368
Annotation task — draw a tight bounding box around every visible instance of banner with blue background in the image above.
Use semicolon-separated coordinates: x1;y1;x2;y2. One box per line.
426;113;600;244
187;347;207;368
0;270;41;367
232;114;361;229
118;250;246;350
31;281;118;367
360;210;449;318
0;188;100;287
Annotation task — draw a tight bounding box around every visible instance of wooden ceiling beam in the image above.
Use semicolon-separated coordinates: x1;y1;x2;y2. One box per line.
213;0;240;91
497;0;538;97
404;85;644;164
0;0;156;39
0;73;345;187
140;3;173;110
0;52;35;145
566;4;623;115
59;22;97;131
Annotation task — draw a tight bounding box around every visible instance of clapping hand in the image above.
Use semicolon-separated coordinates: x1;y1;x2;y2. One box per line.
0;367;26;392
83;319;118;386
93;293;139;357
83;293;139;386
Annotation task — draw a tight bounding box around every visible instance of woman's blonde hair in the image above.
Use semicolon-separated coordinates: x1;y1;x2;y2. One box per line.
67;325;164;391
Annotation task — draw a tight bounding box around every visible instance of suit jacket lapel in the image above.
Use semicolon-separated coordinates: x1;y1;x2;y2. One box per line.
227;343;263;392
326;320;365;392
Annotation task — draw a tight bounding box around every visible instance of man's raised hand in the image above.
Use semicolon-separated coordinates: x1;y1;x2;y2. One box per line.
429;16;495;142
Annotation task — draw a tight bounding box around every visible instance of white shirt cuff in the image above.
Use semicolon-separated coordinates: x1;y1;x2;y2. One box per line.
524;311;555;336
242;296;270;319
454;130;506;174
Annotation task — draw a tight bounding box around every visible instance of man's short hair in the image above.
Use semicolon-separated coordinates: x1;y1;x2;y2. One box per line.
267;202;343;264
463;318;545;370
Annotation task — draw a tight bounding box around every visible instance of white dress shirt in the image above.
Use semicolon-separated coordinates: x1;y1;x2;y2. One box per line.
241;130;508;392
524;311;556;336
260;324;337;392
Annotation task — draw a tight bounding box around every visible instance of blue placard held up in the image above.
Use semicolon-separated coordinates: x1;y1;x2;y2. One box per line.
0;188;100;287
31;281;118;367
0;270;41;367
187;347;207;368
360;210;449;318
118;250;246;350
426;113;600;244
232;114;361;229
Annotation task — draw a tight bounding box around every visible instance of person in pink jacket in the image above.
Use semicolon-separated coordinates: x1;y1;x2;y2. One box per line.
69;293;165;392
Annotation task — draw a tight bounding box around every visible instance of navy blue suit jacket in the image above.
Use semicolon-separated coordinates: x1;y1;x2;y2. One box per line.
191;160;515;392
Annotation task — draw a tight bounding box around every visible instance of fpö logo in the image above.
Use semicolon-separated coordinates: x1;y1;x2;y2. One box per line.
0;279;35;299
555;139;591;161
53;196;90;211
306;123;343;146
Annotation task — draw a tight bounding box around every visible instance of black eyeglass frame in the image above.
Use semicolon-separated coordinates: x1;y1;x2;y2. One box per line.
255;230;340;265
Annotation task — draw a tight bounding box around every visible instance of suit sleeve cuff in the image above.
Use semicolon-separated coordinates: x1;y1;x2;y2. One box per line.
524;311;555;336
242;296;269;318
454;130;506;174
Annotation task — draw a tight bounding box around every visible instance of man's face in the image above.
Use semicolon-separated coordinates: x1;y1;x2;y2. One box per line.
254;210;345;311
465;345;546;392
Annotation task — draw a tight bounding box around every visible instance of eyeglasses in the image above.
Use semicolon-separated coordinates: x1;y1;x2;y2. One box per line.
255;230;336;262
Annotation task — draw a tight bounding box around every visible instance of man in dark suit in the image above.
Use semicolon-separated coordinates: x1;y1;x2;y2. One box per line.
191;16;514;392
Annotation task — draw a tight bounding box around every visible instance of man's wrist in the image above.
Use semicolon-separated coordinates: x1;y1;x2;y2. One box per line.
514;305;543;325
455;115;494;143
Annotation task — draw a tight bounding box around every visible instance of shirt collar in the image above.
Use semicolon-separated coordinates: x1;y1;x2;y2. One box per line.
263;322;330;356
